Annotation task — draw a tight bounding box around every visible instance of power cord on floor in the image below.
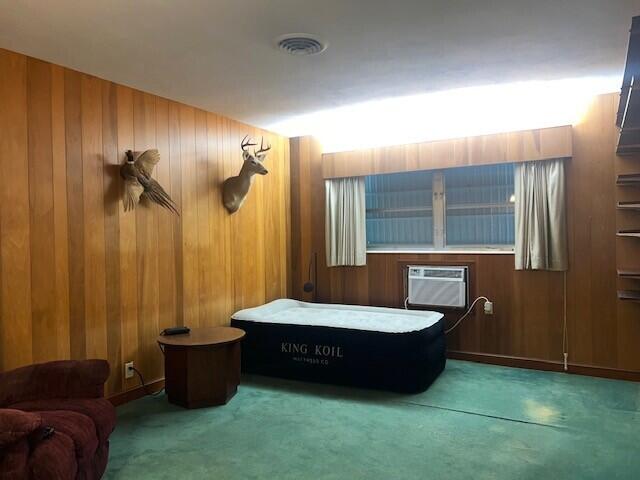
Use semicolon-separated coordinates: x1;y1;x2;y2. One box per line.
131;366;165;397
445;296;490;334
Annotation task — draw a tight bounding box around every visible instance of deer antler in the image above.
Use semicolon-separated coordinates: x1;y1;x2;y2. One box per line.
254;137;271;156
241;135;257;152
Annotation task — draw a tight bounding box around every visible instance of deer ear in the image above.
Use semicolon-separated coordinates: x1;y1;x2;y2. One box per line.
256;154;267;162
242;151;251;161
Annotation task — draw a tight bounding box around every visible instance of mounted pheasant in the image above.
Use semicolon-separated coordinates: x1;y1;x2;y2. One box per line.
222;135;271;214
120;149;179;215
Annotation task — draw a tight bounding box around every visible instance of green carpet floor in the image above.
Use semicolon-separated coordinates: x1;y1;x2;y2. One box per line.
106;360;640;480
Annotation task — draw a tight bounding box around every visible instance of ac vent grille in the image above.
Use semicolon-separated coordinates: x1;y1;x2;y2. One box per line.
422;269;463;279
276;34;327;56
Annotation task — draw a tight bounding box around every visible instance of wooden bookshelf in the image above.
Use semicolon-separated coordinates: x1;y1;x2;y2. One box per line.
616;18;640;307
618;290;640;302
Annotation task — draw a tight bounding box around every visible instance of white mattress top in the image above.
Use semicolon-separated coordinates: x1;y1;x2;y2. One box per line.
231;299;443;333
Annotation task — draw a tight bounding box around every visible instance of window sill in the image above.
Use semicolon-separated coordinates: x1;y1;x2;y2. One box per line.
366;248;514;255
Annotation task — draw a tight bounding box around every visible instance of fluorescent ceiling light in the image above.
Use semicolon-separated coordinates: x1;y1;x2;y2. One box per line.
267;76;620;153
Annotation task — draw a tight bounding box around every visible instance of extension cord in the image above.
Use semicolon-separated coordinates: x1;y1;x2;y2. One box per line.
445;296;491;334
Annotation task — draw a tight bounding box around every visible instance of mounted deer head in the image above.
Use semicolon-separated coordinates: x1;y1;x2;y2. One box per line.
222;135;271;213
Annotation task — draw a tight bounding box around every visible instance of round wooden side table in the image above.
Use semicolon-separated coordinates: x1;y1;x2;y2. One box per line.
157;327;246;408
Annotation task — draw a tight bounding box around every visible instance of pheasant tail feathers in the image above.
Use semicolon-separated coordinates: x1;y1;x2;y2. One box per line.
142;177;180;216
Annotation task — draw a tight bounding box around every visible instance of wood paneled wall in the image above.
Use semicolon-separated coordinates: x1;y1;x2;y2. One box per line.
0;49;290;396
291;93;640;376
568;93;628;370
322;125;572;178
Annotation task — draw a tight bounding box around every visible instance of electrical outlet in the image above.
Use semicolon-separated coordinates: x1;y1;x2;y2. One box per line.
484;301;494;315
125;361;134;379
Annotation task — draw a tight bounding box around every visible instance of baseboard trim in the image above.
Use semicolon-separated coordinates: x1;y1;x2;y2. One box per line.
107;353;640;406
108;378;165;406
448;351;640;382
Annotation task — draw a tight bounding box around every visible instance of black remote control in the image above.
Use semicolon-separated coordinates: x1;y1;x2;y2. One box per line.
160;326;191;336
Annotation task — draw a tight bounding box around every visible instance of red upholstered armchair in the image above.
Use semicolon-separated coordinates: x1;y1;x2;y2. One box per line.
0;360;116;480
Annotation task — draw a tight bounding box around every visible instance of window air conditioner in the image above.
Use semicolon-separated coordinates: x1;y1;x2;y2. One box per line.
407;265;468;308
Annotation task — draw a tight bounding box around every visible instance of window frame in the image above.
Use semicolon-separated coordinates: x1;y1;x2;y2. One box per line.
365;165;515;253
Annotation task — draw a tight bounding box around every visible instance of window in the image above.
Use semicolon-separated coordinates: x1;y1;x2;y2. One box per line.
444;164;515;247
365;164;515;250
365;170;434;247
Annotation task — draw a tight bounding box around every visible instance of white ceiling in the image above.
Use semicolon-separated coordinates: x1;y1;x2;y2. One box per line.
1;0;638;137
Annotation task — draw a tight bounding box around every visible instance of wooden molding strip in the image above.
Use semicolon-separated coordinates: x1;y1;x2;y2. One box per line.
448;351;640;382
107;352;640;406
108;378;165;406
321;125;573;178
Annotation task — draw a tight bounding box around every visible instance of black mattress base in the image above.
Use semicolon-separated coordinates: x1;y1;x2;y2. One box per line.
231;318;446;394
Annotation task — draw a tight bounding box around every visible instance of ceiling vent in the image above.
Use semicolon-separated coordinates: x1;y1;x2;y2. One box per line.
276;34;327;56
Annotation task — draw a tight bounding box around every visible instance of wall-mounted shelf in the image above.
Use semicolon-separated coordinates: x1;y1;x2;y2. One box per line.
616;174;640;186
618;290;640;302
617;17;640;155
617;230;640;238
618;270;640;279
616;18;640;306
618;201;640;210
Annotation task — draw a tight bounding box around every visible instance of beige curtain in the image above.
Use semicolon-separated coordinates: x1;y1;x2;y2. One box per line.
325;177;366;267
514;158;568;271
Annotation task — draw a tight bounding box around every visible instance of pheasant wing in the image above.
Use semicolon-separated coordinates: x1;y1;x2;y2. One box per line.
134;149;161;177
123;177;144;211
